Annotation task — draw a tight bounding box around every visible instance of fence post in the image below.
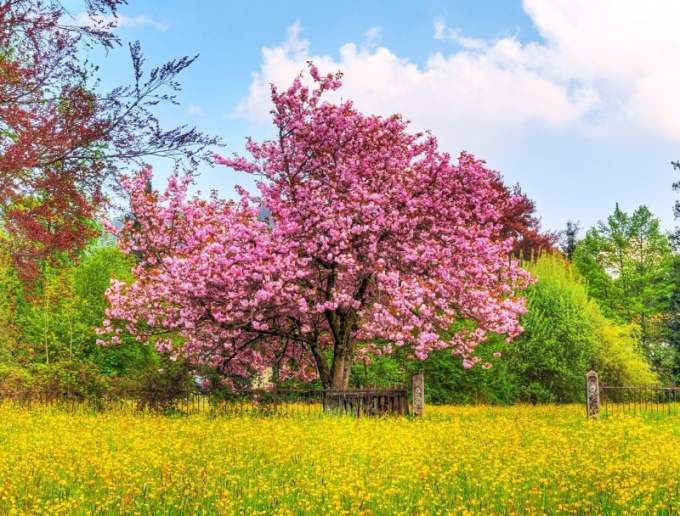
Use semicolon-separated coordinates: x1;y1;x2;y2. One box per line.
412;373;424;418
273;383;278;415
586;371;600;419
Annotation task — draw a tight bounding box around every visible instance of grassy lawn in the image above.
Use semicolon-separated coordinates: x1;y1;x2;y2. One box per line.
0;403;678;515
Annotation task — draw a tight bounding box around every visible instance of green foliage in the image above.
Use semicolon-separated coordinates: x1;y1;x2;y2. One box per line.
21;263;91;363
31;361;110;402
349;354;405;389
75;243;156;376
0;360;111;403
347;332;518;405
406;337;518;405
508;254;597;403
665;255;680;381
15;241;155;375
590;313;659;387
0;363;33;395
134;355;195;413
573;204;675;378
0;240;160;403
506;253;658;402
0;249;23;364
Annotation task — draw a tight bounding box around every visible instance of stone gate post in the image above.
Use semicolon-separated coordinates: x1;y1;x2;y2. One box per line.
412;373;424;418
586;371;600;419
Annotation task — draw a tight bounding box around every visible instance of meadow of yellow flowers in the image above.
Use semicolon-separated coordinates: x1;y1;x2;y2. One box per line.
0;403;678;515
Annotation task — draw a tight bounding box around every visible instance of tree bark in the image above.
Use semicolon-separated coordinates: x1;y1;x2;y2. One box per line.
329;334;354;390
327;278;371;390
310;344;331;389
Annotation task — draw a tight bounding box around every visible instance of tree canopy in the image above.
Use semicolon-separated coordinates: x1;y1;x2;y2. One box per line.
491;178;558;259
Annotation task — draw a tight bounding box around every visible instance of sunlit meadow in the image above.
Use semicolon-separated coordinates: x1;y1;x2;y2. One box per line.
1;404;679;515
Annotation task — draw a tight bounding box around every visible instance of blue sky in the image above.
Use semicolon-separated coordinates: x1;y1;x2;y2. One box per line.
76;0;680;236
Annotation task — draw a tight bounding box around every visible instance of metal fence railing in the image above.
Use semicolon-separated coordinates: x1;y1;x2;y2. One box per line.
600;385;680;416
0;386;410;417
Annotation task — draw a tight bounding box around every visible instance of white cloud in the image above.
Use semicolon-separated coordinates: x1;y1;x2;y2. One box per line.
118;15;168;31
186;104;202;116
235;1;680;161
74;12;168;31
363;27;382;50
433;18;487;50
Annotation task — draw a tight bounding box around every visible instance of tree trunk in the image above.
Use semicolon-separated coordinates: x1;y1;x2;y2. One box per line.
322;345;354;413
328;308;359;390
329;344;353;390
310;344;331;389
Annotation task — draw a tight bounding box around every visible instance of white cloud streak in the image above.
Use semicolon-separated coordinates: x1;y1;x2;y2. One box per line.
433;18;487;50
74;13;168;31
186;104;202;116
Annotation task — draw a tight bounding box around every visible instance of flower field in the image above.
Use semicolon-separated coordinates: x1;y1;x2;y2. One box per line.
1;404;679;515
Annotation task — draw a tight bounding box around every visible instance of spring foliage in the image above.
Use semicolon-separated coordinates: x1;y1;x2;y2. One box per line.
0;241;154;376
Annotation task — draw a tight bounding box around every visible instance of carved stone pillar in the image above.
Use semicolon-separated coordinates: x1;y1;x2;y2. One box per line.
412;373;424;418
586;371;600;419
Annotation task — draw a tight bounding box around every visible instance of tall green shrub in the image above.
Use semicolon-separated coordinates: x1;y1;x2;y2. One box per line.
508;254;597;402
507;254;658;402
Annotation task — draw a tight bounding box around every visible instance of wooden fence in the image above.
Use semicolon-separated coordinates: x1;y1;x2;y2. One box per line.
322;388;409;416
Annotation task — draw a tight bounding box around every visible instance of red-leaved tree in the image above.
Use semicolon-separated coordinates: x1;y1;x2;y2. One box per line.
101;67;532;389
0;0;219;284
491;176;559;259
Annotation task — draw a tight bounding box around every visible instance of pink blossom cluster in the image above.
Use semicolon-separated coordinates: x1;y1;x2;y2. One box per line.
100;65;532;388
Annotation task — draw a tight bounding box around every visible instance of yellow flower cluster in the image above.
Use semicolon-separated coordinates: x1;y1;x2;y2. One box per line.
0;403;678;515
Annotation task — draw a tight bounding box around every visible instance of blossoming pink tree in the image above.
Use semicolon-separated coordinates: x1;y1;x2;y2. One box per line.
101;66;532;390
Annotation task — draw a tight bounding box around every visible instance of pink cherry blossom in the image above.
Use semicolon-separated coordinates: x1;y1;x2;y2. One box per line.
100;65;531;389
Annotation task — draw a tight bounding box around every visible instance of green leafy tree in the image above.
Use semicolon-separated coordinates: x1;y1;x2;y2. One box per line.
506;253;657;401
666;161;680;381
573;204;674;377
16;241;155;375
590;311;659;388
665;255;680;381
560;220;581;261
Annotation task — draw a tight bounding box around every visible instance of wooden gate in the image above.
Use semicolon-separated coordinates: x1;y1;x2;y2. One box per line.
322;388;409;416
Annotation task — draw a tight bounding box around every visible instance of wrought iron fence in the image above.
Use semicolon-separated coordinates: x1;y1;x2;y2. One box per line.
0;385;410;417
600;385;680;416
